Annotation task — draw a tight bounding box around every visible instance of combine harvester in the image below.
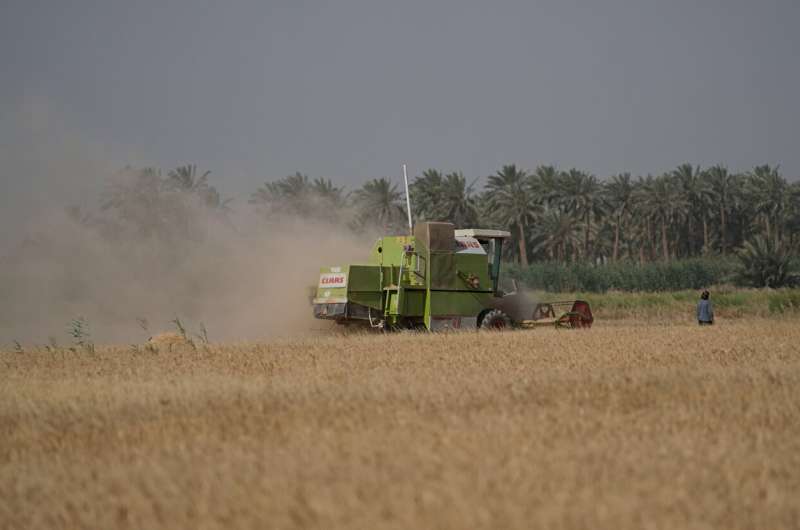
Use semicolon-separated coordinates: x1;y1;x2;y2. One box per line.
313;165;592;331
312;220;593;331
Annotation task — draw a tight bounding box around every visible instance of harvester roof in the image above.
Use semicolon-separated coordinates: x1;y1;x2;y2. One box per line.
454;229;511;239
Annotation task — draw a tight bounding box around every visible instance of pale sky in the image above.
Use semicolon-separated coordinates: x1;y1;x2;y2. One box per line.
1;0;798;224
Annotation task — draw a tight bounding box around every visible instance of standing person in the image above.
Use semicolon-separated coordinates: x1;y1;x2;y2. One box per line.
697;290;714;325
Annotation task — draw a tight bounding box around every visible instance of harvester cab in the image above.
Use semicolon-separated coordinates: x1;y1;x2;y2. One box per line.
312;221;593;331
451;228;509;297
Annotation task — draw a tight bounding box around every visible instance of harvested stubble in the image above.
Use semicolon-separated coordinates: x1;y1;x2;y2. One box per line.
2;320;799;530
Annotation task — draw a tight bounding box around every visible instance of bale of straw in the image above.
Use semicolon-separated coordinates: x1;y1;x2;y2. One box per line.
147;332;189;347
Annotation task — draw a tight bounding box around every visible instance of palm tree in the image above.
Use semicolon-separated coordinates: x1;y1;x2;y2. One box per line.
274;172;312;200
309;177;349;223
786;182;800;250
311;177;347;208
530;209;581;261
166;165;233;213
746;165;787;242
201;187;234;213
409;170;478;227
635;174;689;261
352;178;407;232
166;164;211;194
695;174;717;255
627;176;655;263
529;165;560;207
101;166;224;242
705;165;740;254
437;172;479;227
485;165;539;266
101;167;165;238
249;172;312;217
552;169;605;260
604;173;634;261
737;235;794;288
673;163;713;255
311;177;344;199
410;169;444;221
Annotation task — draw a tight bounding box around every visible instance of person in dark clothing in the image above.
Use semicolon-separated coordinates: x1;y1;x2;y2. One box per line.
697;290;714;325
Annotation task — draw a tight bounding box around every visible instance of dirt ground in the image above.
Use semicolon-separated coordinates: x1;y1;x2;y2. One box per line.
2;319;799;529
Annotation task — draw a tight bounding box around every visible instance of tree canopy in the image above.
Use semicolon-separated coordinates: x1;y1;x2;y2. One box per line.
67;161;800;287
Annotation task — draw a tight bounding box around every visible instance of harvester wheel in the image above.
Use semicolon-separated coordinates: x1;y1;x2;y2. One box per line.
480;309;511;330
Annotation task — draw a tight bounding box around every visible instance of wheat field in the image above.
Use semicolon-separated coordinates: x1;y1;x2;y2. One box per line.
2;320;799;529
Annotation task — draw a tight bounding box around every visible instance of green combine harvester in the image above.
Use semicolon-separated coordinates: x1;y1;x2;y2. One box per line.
312;221;593;331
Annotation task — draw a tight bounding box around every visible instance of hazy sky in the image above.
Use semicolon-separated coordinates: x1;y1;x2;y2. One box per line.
1;0;799;208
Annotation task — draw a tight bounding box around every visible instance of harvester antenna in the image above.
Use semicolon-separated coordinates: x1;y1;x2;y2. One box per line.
402;163;413;235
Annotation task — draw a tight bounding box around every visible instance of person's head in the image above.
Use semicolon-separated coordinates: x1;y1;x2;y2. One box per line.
701;290;710;300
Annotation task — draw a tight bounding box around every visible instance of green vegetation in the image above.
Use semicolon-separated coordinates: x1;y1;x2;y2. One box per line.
91;161;800;266
247;162;799;288
736;236;796;288
503;254;800;320
766;290;800;314
505;257;739;292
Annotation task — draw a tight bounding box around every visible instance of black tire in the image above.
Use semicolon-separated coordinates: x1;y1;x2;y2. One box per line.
479;309;511;330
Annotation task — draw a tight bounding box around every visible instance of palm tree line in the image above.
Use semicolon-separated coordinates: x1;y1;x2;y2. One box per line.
250;163;800;266
85;162;799;268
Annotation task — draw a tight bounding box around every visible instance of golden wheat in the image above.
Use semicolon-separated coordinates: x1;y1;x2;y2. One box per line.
2;320;799;529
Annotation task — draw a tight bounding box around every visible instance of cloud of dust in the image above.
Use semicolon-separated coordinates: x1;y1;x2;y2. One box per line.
3;213;548;341
0;103;371;344
1;211;367;344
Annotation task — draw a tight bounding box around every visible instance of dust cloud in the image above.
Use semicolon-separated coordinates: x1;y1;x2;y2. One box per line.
0;212;367;344
0;104;368;345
